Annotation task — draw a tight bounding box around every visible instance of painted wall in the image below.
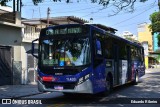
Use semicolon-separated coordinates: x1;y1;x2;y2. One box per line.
138;23;153;51
145;57;148;69
142;42;149;68
153;33;159;51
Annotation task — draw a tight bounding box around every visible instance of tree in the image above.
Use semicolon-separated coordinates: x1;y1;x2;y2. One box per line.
0;0;12;6
149;12;160;46
0;0;148;13
149;12;160;34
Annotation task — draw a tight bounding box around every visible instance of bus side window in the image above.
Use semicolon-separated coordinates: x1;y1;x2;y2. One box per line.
94;38;103;67
104;37;113;59
96;39;102;55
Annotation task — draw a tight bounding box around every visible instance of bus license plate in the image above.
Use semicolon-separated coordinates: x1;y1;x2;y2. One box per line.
54;86;63;90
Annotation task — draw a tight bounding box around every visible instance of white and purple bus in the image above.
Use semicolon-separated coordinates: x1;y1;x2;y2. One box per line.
32;24;145;95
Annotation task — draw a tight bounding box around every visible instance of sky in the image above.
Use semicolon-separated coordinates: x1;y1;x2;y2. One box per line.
6;0;159;36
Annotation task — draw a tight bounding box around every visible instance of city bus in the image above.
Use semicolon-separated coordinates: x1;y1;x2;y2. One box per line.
31;24;145;95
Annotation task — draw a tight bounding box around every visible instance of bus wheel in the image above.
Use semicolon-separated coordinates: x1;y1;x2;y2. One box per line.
106;77;113;94
104;76;113;95
133;71;139;85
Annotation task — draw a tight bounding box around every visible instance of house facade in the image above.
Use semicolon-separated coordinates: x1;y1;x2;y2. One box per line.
138;23;160;68
0;7;23;85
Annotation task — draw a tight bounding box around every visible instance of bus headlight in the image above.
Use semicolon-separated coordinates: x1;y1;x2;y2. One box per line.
78;73;91;85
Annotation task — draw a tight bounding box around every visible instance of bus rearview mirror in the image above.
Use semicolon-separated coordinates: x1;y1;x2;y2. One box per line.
31;38;39;59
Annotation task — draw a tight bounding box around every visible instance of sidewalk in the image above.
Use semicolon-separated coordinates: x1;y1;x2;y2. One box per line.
0;84;42;98
145;68;160;73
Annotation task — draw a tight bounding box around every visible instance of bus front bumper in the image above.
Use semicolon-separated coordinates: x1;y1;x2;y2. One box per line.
37;80;93;94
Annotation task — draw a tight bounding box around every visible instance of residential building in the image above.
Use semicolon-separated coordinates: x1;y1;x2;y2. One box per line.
138;22;160;68
123;31;137;40
0;6;23;85
138;23;153;52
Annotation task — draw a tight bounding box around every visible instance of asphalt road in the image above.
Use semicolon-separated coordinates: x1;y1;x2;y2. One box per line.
1;68;160;107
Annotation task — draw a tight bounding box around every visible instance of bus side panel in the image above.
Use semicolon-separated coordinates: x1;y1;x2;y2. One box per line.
92;62;106;94
135;61;145;77
139;62;145;77
132;60;145;80
119;60;128;85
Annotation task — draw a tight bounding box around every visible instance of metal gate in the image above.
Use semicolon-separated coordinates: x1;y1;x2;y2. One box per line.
0;46;13;86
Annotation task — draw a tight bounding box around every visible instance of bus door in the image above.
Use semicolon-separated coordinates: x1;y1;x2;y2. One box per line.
93;37;106;92
114;44;119;85
127;46;132;81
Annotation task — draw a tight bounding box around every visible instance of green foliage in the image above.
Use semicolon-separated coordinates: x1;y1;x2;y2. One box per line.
140;0;148;2
32;0;44;5
149;12;160;34
150;11;160;47
0;0;12;6
155;50;160;62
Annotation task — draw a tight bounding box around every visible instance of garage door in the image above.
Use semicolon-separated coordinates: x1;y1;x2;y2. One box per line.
0;46;12;85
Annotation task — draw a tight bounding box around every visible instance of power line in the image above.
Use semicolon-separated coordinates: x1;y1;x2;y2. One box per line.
93;4;158;19
22;1;156;15
50;6;100;14
80;2;156;18
111;5;155;26
115;20;150;28
81;5;113;17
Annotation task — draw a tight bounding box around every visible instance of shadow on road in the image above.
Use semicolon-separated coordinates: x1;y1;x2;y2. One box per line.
42;70;160;106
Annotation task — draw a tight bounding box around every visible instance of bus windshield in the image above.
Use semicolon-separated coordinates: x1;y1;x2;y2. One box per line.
40;37;91;67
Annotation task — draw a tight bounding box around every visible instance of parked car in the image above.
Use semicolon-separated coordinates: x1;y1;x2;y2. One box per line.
149;64;155;68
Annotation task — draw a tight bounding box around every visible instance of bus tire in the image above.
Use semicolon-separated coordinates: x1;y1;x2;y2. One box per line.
103;75;113;96
133;71;139;85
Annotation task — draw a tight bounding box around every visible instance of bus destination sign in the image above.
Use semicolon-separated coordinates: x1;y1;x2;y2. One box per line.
46;27;83;35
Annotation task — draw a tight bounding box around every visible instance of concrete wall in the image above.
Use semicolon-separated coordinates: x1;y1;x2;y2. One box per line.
21;43;38;69
0;24;22;45
0;24;22;84
0;24;22;61
21;42;38;84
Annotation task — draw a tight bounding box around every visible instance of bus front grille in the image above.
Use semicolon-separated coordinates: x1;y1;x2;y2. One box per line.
43;82;76;89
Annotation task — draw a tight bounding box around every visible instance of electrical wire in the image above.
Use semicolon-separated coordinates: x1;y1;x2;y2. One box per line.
111;5;155;26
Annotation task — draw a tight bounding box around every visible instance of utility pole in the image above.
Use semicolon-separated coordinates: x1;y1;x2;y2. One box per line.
20;0;22;13
17;0;19;11
13;0;15;12
47;7;50;27
32;9;34;18
39;7;42;29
